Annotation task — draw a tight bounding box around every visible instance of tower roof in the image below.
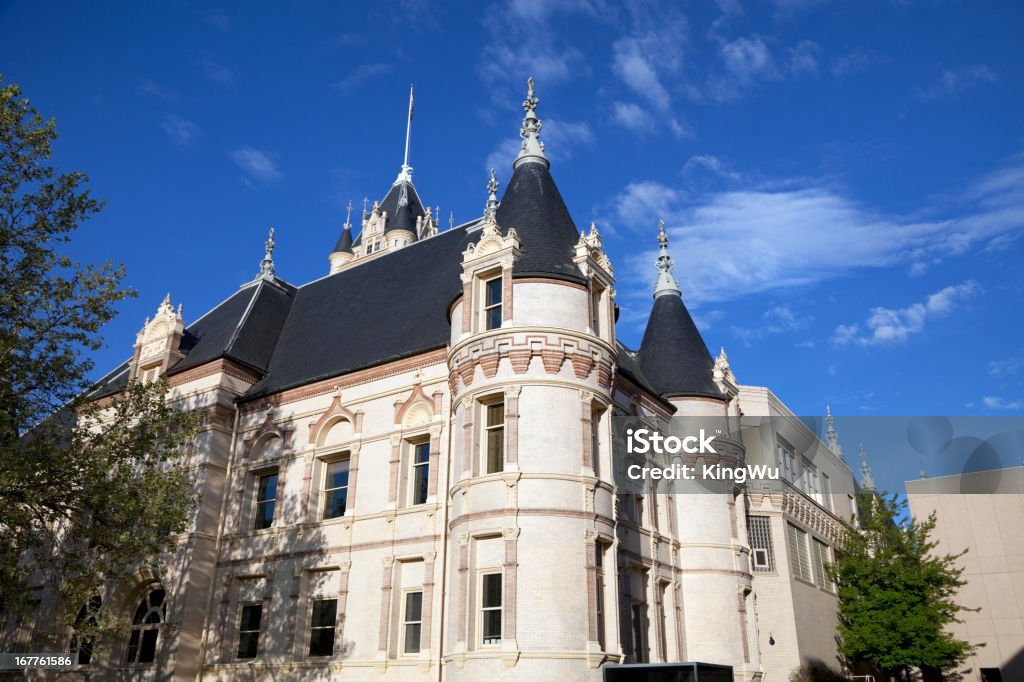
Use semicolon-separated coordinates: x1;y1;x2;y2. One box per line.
379;177;426;236
638;222;723;400
332;202;355;254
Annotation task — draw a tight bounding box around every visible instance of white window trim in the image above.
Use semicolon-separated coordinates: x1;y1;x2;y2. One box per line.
400;589;424;656
321;454;351;520
480;397;505;476
478;570;503;647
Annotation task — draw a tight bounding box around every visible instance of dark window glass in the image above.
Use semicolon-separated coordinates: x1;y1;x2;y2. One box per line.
411;442;430;505
323;459;350;519
485;403;504;474
481;573;502;644
255;473;278;530
237;604;262;659
126;588;164;665
403;591;423;654
484;277;502;330
631;603;646;662
308;599;337;657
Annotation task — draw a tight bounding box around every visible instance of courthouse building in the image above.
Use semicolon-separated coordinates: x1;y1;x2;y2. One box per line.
2;82;859;681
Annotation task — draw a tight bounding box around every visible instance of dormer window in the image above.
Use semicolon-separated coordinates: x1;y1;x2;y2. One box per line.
483;277;502;330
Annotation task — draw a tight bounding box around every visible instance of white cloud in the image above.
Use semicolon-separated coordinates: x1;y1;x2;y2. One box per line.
682;154;741;181
201;8;230;31
230;147;282;184
721;36;779;83
137;78;178;101
612;101;657;133
613;38;672;112
989;353;1023;378
483;118;594;176
612;154;1024;304
982;396;1024;410
161;115;201;146
731;305;810;344
335;63;391;95
195;54;234;86
914;65;996;101
788;40;821;76
831;280;981;346
830;49;888;77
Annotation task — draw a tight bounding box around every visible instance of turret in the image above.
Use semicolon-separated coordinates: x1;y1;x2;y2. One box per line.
328;202;355;274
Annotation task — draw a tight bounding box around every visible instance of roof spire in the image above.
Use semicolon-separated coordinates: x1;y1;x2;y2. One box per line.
514;77;549;169
859;443;877;491
484;168;500;220
259;227;275;278
344;200;353;229
653;219;682;299
825;404;845;461
395;84;415;185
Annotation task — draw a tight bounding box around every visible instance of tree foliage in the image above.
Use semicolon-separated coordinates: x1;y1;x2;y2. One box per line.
829;491;978;680
0;76;198;635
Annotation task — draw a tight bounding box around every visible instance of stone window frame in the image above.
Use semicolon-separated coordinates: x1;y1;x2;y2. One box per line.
318;452;352;521
306;597;338;657
477;569;504;647
251;467;280;531
403;437;432;507
235;602;263;660
399;588;424;656
478;393;506;476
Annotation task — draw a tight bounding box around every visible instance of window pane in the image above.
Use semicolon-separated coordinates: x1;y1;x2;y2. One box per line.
327;460;350;489
487;429;504;472
487;306;502;330
255;500;275;529
486;278;502;306
405;591;423;621
324;488;347;518
482;573;502;608
482;610;502;643
139;628;158;663
414;442;430;464
413;462;429;504
311;599;337;627
133;601;148;624
149;590;164;608
240;604;262;632
404;623;422;653
257;473;278;501
309;627;334;657
237;632;259;659
126;629;139;663
486;403;504;426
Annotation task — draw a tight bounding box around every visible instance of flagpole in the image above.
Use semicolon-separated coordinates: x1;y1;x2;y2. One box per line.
403;84;414;170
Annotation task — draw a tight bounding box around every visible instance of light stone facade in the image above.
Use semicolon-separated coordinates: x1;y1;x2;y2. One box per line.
2;84;860;682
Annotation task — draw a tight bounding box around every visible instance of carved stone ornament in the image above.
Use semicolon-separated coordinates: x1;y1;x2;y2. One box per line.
136;294;184;361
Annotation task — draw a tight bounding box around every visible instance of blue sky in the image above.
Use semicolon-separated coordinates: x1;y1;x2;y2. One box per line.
3;0;1023;424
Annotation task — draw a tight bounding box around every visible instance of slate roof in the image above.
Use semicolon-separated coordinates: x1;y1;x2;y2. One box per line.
495;160;585;284
379;180;425;235
637;294;724;400
332;225;354;253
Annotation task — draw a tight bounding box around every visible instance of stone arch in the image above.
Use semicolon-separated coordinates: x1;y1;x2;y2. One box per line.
250;432;282;460
309;389;361;447
395;382;438;428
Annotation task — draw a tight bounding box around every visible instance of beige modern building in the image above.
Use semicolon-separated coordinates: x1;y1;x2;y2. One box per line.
2;82;857;682
906;467;1024;682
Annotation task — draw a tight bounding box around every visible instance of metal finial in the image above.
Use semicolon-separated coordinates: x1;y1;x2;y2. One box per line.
345;201;353;228
449;211;454;229
825;404;845;461
259;227;276;278
859;443;877;491
362;197;369;215
515;76;548;169
484;168;500;221
653;219;681;299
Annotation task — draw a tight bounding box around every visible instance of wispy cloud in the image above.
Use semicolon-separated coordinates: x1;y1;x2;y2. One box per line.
230;147;282;185
788;40;821;76
830;49;889;77
989;352;1023;378
483;118;595;176
831;280;981;346
608;153;1024;304
201;8;230;31
161;115;201;146
137;78;178;101
335;63;391;95
914;65;996;101
194;53;235;86
612;101;657;133
682;154;741;181
732;305;810;345
982;396;1023;410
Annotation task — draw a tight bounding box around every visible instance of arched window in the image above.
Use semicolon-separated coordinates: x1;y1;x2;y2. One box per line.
125;588;165;665
69;596;101;665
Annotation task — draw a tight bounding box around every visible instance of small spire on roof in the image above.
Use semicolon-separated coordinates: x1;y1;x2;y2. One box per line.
395;84;415;186
515;77;549;169
485;168;500;220
825;404;845;461
859;443;877;491
344;200;353;229
449;211;454;229
653;219;681;299
259;227;275;278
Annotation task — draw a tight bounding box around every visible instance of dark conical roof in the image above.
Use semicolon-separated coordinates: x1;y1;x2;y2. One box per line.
333;225;354;253
379;180;425;236
638;294;724;399
495;160;585;283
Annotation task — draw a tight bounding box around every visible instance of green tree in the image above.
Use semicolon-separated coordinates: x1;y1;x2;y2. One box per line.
829;491;977;681
0;76;197;642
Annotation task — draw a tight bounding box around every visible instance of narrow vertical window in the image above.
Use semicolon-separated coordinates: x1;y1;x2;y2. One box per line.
634;495;645;525
787;523;813;582
480;572;503;645
236;603;262;660
323;457;350;519
126;588;165;665
484;277;502;330
402;591;423;654
410;442;430;505
747;516;776;572
822;473;833;512
630;603;647;662
308;598;337;657
590;407;602;476
813;539;833;592
254;472;278;530
591;288;602;336
70;597;101;665
657;582;669;661
595;543;606;649
484;401;504;474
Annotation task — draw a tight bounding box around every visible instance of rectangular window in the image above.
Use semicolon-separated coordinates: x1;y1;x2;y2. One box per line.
591;287;603;336
822;473;833;512
801;457;821;498
484;402;504;474
254;472;278;530
634;495;645;525
410;442;430;505
323;458;350;519
484;277;503;330
812;539;833;592
747;516;776;572
787;523;813;582
480;572;503;645
630;603;647;663
308;598;337;657
594;542;606;649
778;440;796;483
590;407;602;476
402;591;423;654
236;603;262;660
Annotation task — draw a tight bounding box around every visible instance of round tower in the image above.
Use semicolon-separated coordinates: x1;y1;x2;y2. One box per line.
444;79;619;681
